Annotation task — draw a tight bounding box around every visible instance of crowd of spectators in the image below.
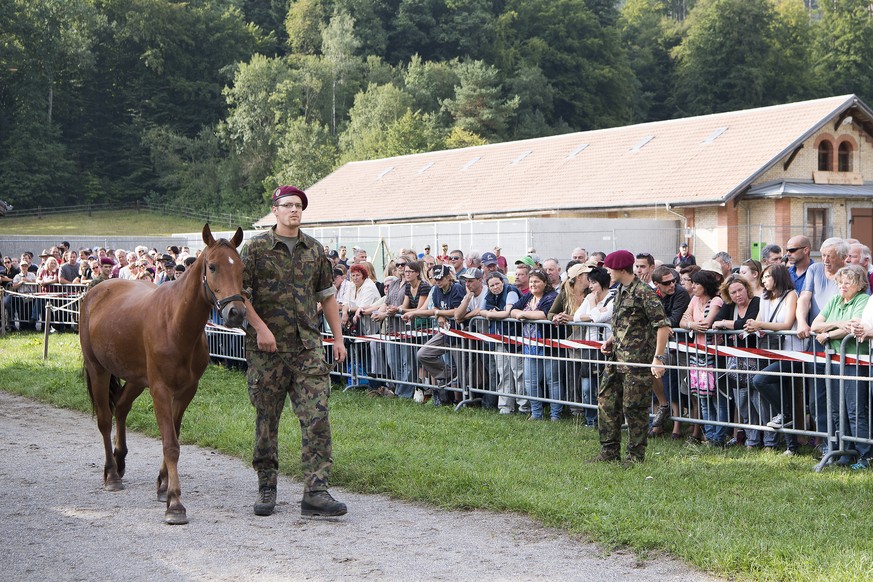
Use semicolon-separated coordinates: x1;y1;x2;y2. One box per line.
320;237;873;467
2;241;200;331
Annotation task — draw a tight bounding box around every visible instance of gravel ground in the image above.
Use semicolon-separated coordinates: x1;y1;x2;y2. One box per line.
0;391;721;581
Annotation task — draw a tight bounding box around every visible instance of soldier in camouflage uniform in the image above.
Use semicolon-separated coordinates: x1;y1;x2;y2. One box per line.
590;250;670;466
241;185;348;517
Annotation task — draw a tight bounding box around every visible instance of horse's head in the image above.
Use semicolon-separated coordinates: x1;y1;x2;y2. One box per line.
201;224;247;328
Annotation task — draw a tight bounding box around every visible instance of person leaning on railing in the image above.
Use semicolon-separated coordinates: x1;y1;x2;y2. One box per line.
711;274;760;448
746;263;803;454
481;272;524;415
809;264;870;469
510;269;559;421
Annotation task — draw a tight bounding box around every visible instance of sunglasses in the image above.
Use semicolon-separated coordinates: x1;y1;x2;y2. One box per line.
786;247;807;253
657;279;676;286
395;262;406;267
450;256;462;260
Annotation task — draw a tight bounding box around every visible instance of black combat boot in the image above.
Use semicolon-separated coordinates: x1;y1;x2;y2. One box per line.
301;490;347;517
254;484;277;516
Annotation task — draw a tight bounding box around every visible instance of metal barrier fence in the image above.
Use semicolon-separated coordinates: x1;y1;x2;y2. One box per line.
5;292;871;473
318;315;872;472
2;283;87;333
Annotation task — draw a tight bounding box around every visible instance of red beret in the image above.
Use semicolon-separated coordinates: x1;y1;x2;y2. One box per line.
271;185;308;210
99;257;115;266
603;250;635;270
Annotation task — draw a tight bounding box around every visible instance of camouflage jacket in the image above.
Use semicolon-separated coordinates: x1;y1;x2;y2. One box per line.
610;276;670;365
240;226;334;353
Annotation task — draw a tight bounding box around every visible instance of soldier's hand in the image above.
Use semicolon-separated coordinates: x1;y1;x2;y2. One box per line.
333;341;347;364
257;327;277;353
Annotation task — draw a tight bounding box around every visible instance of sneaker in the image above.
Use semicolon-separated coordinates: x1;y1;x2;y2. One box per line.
622;456;644;468
301;490;347;517
253;485;277;516
850;459;870;470
652;405;670;429
498;409;513;415
783;449;796;457
766;414;793;429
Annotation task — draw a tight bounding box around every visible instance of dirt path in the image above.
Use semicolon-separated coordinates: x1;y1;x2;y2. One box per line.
0;391;720;581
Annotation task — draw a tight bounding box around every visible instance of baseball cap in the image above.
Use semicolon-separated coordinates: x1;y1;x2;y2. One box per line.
514;255;536;268
432;264;452;280
480;252;498;266
459;268;484;280
271;185;308;209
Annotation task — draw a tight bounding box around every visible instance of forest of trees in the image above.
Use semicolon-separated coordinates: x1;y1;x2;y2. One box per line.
2;0;873;215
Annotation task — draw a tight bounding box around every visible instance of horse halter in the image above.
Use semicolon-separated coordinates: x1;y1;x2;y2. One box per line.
201;253;244;313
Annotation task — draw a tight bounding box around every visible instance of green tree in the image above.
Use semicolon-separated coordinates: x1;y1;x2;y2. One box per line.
269;117;339;192
620;0;681;122
339;82;414;161
769;0;816;102
673;0;777;116
440;60;519;140
812;0;873;100
403;55;460;117
501;0;634;130
437;0;496;61
285;0;326;55
322;11;363;134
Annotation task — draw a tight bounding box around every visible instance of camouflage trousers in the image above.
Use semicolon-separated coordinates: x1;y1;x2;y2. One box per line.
246;348;333;492
598;364;650;461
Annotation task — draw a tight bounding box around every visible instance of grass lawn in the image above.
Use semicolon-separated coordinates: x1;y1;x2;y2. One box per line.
2;331;872;581
0;209;210;236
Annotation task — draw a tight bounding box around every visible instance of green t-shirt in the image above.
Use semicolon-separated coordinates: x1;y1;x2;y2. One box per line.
820;292;869;354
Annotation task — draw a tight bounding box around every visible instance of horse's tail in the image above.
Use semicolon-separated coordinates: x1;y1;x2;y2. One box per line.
83;366;123;415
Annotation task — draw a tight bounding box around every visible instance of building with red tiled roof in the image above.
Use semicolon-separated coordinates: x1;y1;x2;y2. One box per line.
256;94;873;263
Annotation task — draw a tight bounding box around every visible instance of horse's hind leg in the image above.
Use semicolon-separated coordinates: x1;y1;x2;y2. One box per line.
87;367;123;491
112;381;147;479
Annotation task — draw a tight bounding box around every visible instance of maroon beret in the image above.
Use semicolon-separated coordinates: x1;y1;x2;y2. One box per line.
99;257;115;266
603;250;635;270
271;185;308;210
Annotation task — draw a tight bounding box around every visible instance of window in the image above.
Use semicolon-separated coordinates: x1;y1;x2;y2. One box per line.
838;142;853;172
817;141;833;171
806;206;831;250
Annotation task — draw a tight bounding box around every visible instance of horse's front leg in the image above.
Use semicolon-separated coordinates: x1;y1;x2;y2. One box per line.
150;386;188;525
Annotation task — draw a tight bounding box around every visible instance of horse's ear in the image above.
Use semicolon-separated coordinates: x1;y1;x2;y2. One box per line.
231;227;244;248
202;223;215;247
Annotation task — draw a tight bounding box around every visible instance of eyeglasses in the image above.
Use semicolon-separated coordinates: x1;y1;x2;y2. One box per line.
403;270;416;274
275;202;304;210
450;256;462;261
657;279;676;286
395;262;406;267
786;246;807;253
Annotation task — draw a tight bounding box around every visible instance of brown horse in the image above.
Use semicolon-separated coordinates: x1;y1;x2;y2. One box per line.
80;224;246;525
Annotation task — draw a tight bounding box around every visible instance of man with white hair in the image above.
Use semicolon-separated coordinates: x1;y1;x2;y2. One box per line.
542;258;562;288
847;242;873;292
351;246;367;264
119;252;138;280
571;247;588;262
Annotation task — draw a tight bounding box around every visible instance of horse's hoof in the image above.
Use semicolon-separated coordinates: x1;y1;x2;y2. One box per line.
157;490;168;503
104;480;124;492
164;509;188;525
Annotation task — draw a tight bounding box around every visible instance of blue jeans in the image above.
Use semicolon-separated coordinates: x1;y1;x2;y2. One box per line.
806;357;837;441
752;360;801;449
523;345;563;420
386;340;416;398
698;392;730;444
843;366;871;459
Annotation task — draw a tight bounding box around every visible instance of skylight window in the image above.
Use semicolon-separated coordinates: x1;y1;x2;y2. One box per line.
566;143;589;160
462;156;481;170
417;161;435;175
512;151;532;165
376;166;394;179
629;136;654;153
702;127;728;144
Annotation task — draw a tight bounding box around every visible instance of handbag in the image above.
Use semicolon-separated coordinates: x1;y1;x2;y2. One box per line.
689;368;716;396
726;356;758;388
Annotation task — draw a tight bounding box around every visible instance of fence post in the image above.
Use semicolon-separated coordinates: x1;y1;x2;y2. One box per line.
0;288;6;337
42;304;52;360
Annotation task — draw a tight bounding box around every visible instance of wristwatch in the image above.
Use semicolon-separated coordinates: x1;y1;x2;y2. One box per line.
655;354;669;364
